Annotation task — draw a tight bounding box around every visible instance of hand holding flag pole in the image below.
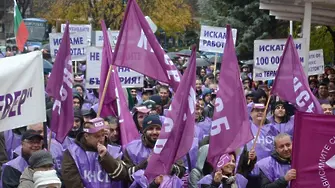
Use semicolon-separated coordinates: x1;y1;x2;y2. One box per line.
247;94;272;165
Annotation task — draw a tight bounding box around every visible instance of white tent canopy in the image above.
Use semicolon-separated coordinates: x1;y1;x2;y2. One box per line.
259;0;335;74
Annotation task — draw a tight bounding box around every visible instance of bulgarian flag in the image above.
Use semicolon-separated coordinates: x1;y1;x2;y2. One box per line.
13;0;29;52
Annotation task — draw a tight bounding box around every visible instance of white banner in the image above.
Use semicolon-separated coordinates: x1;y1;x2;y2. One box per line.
0;51;46;132
95;30;119;48
49;32;88;61
85;47;144;89
308;49;325;76
199;25;237;53
61;24;91;40
253;38;306;81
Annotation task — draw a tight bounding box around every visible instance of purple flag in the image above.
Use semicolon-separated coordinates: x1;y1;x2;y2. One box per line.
46;22;73;143
291;111;335;188
99;21;118;118
113;0;181;92
207;25;253;167
144;46;197;180
100;20;139;147
271;36;323;114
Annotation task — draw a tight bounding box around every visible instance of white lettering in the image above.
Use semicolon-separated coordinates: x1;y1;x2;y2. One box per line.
153;139;168;154
52;100;61;115
84;170;92;182
164;54;174;66
163;117;173;132
59;86;68;101
97;171;104;182
258;136;265;144
63;68;73;88
296;90;310;107
293;77;302;92
137;30;153;52
215;98;224;112
265;136;274;144
211;117;230;136
188;87;196;114
330;136;335;145
167;70;181;82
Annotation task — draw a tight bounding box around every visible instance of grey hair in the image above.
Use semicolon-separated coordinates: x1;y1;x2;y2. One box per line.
274;133;292;148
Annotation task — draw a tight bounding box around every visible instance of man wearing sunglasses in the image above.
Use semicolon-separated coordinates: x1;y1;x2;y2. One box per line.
2;130;43;188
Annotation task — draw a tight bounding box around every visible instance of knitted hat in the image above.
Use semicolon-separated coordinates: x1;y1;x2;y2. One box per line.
142;115;162;132
33;170;61;188
29;150;53;169
142;100;156;110
149;95;162;105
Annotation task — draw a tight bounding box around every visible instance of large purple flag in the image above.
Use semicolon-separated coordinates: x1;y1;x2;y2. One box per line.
271;36;323;114
46;22;73;143
113;0;181;92
144;46;197;180
207;25;253;167
99;21;117;118
100;20;139;147
291;111;335;188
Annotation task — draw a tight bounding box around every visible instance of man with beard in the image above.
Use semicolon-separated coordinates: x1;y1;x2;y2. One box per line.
62;109;83;150
269;101;294;136
123;115;186;185
257;133;296;188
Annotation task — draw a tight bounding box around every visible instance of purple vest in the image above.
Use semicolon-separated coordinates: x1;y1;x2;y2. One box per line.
3;130;22;160
68;143;122;188
1;155;28;188
182;138;198;171
62;136;75;150
131;169;183;188
125;140;152;165
194;118;212;141
268;116;294;137
14;139;64;170
257;156;291;187
246;122;276;161
197;174;248;188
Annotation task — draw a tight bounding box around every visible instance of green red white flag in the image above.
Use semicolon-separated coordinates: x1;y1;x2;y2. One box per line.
13;0;29;52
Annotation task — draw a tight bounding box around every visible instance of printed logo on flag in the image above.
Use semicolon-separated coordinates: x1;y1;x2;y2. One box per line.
318;136;335;187
326;155;335;169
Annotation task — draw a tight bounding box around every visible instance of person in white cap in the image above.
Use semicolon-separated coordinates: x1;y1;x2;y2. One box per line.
61;117;127;188
33;170;61;188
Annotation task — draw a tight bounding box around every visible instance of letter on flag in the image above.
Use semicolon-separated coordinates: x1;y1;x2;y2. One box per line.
207;25;253;167
271;36;323;114
291;111;335;188
46;22;73;143
112;0;181;92
144;46;197;180
100;20;139;147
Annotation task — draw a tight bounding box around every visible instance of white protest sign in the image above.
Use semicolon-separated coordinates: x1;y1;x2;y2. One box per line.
0;51;46;132
253;38;306;81
308;49;324;76
61;24;91;40
85;47;144;89
49;32;88;61
95;30;119;48
199;25;237;53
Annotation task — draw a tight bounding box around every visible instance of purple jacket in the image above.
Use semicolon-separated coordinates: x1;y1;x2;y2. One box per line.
256;156;291;187
197;174;248;188
14;139;64;171
268;116;295;136
68;143;123;188
3;130;22;160
1;155;28;188
130;169;183;188
125;139;152;165
246;122;276;162
194;117;212;141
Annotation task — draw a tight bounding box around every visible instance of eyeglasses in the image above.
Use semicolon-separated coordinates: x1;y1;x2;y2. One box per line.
24;140;43;144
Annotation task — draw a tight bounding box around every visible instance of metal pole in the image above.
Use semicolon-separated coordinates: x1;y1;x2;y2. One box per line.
302;2;312;78
290;21;293;36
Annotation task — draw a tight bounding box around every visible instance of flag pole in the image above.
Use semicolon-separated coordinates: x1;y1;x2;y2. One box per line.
213;53;218;82
97;64;114;117
48;130;52;151
247;94;271;165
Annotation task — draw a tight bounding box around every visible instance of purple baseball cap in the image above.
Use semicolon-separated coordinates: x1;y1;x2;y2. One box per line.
83;117;108;134
216;154;232;169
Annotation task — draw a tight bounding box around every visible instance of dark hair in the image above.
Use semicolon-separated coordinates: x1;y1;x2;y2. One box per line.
104;116;119;125
159;85;169;92
318;82;328;89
